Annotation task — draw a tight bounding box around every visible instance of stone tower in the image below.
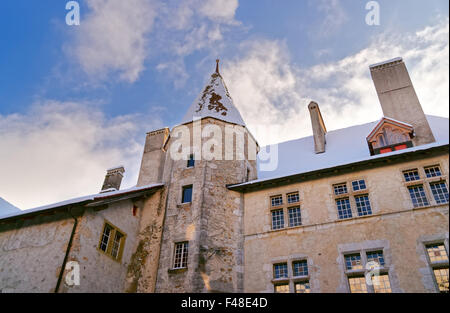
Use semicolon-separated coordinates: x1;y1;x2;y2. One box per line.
147;61;258;292
370;57;435;146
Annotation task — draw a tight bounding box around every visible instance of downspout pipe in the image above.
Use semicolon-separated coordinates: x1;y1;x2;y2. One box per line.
54;207;79;293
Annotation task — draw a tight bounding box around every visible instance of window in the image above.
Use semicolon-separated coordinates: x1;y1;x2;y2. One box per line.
334;183;348;195
408;185;429;207
348;276;368;293
99;224;112;252
372;274;392;293
98;222;126;262
403;169;420;182
288;206;302;227
173;242;189;269
425;166;442;178
426;244;449;263
287;192;300;204
295;282;311;293
271;195;283;207
182;185;193;203
366;251;385;267
345;250;391;293
355;195;372;216
425;244;449;293
271;209;285;230
352;180;367;191
293;260;308;277
274;284;289;293
274;263;288;279
336;198;352;219
110;231;124;259
187;154;195;168
345;254;363;270
430;182;449;204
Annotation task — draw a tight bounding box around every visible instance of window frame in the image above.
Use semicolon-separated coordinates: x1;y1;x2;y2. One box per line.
173;241;189;269
97;220;127;263
343;249;391;293
424;242;449;293
181;184;193;204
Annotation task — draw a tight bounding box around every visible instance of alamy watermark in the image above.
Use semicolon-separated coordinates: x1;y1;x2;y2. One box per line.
365;1;380;26
66;1;80;26
169;118;278;172
65;261;80;286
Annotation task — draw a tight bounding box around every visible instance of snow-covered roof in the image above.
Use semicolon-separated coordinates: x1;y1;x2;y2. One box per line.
237;115;448;187
0;184;164;221
369;57;403;68
0;197;21;218
181;63;246;127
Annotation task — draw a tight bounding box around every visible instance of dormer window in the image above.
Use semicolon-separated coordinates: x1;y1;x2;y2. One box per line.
367;117;414;155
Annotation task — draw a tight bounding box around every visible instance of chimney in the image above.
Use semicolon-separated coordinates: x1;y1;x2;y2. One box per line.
101;166;125;192
370;57;435;146
308;101;327;154
137;127;169;186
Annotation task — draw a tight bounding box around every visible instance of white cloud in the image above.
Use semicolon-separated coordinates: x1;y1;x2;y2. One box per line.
68;0;241;84
69;0;158;83
223;18;449;147
311;0;348;37
0;101;162;210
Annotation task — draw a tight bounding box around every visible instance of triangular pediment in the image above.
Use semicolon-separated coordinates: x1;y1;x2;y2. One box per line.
367;117;414;150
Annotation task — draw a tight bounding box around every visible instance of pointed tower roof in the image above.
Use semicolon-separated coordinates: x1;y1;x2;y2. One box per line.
181;60;246;126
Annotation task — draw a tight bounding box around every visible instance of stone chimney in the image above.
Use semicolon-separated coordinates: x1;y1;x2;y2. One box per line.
101;166;125;192
370;57;435;146
137;127;169;186
308;101;327;154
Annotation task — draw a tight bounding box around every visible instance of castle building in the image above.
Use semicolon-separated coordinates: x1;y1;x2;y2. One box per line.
0;58;448;293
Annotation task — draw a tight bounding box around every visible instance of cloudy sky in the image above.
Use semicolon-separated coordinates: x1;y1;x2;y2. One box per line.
0;0;448;210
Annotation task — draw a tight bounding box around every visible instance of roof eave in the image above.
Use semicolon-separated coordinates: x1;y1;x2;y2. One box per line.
227;144;449;193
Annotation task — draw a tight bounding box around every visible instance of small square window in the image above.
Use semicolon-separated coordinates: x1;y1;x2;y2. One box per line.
295;281;311;293
334;183;348;196
98;222;126;262
271;195;283;207
345;254;363;270
430;182;449;204
355;195;372;216
366;251;385;267
372;274;392;293
426;244;449;263
293;260;308;277
110;231;124;259
187;154;195;168
352;180;367;191
425;166;442;178
274;263;288;279
99;224;112;252
408;185;429;207
336;198;352;219
271;209;285;230
182;185;193;203
433;268;449;293
174;242;189;269
274;284;290;293
288;206;302;227
287;192;300;204
403;169;420;182
348;276;368;293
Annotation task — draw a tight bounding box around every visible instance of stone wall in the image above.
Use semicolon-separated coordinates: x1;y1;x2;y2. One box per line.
155;117;257;292
243;154;449;293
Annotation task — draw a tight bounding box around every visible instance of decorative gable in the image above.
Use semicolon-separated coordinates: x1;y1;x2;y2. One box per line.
367;117;414;155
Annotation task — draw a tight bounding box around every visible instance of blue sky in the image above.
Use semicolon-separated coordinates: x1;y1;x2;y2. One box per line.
0;0;448;209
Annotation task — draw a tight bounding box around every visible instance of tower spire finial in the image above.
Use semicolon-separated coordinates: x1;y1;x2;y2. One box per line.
215;59;220;74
